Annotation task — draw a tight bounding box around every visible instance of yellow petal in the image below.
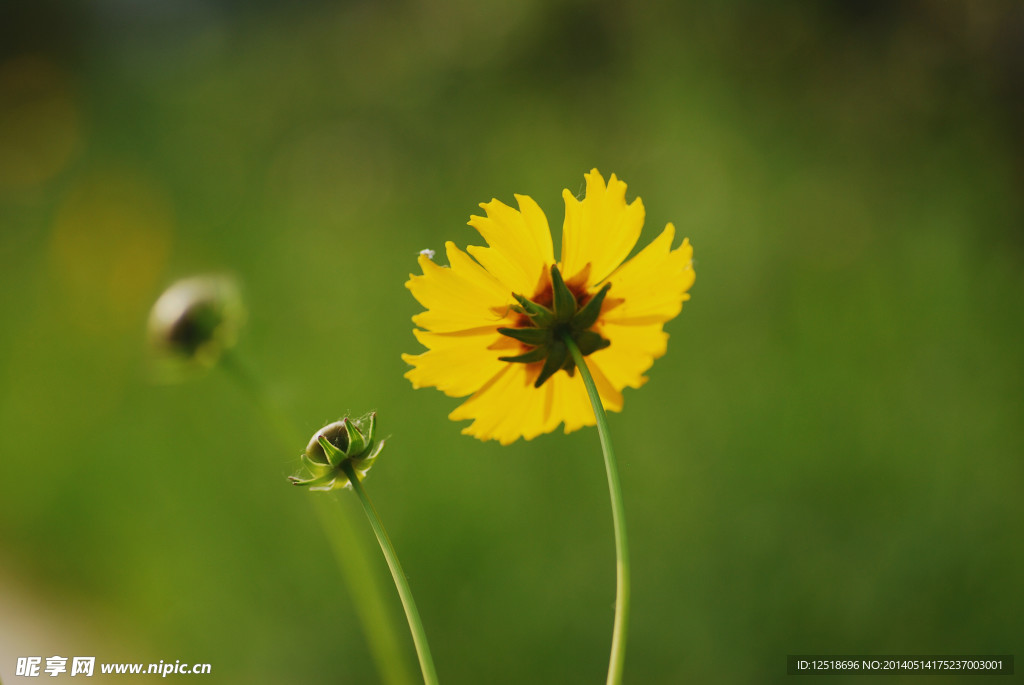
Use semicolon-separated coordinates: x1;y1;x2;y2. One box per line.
406;242;517;333
403;172;694;445
601;225;694;326
546;370;595;435
467;194;554;295
448;364;529;445
560;169;645;286
402;328;507;398
448;360;622;444
589;322;669;390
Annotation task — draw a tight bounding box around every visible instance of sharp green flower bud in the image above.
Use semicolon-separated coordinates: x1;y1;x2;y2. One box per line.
290;413;385;491
148;275;244;371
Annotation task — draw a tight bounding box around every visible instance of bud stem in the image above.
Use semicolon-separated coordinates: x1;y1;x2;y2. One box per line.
219;350;415;685
563;335;631;685
341;462;441;685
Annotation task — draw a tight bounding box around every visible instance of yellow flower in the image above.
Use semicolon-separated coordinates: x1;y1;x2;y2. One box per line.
402;169;695;444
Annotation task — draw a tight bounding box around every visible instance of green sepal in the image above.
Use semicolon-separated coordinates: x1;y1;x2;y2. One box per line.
353;438;384;475
364;437;386;463
572;282;611;332
308;477;341;492
549;265;577;323
513;293;554;328
289;470;338;488
497;327;550;346
351;413;382;464
300;453;327;473
534;339;569;387
362;412;378;443
499;347;548;364
349;438;377;463
344;418;368;457
318;435;346;468
575;330;611;356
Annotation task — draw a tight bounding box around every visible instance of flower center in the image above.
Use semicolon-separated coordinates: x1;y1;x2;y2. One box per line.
498;264;611;388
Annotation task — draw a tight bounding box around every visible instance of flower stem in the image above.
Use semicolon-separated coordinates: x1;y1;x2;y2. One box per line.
342;462;440;685
563;336;631;685
219;350;416;685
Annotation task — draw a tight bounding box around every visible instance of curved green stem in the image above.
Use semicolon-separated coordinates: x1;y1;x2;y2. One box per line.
563;336;631;685
342;462;440;685
219;350;415;685
311;496;414;685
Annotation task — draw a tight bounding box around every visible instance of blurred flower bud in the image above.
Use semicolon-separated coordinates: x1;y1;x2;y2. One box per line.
148;275;244;371
290;413;385;491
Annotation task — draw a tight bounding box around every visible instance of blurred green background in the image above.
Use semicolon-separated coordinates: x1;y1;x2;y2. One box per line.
1;1;1022;683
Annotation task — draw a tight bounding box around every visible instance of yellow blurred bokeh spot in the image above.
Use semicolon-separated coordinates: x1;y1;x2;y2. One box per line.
50;168;174;334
